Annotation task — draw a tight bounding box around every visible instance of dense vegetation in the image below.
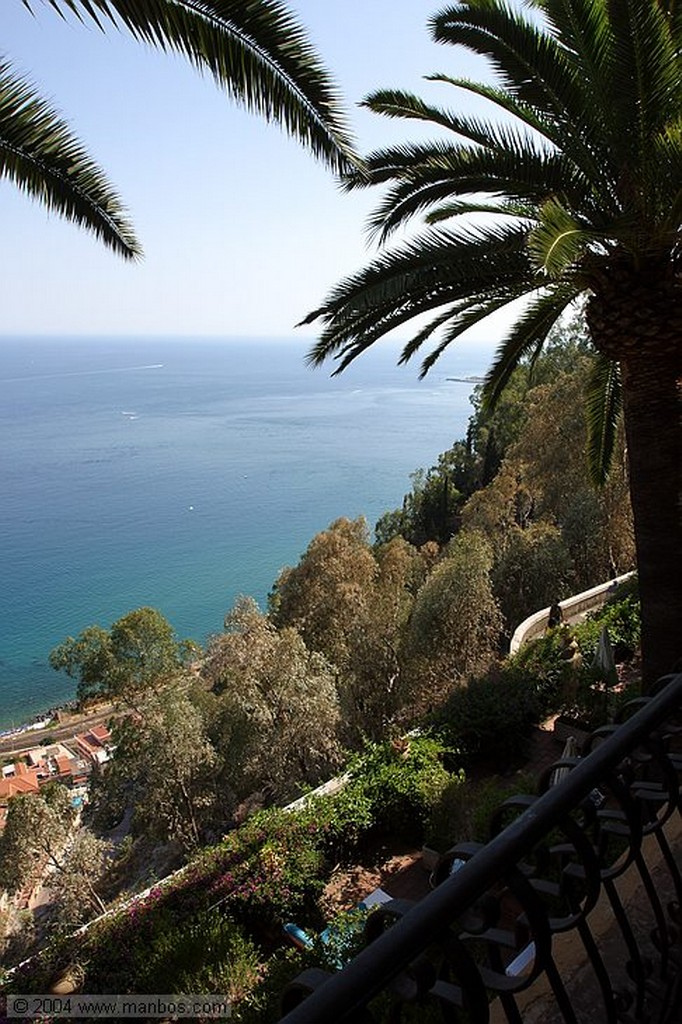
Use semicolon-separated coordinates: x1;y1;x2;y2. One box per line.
305;0;681;688
5;0;676;1016
4;574;639;1016
1;329;640;1016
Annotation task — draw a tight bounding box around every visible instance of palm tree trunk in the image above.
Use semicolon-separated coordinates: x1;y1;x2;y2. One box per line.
619;344;682;688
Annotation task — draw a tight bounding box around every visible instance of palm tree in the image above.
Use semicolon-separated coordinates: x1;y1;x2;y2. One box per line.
7;0;357;258
303;0;682;688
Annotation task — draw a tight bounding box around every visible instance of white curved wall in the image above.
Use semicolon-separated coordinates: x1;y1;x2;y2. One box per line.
509;571;636;655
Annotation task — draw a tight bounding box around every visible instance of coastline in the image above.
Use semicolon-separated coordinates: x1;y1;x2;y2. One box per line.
0;700;78;743
0;700;115;758
2;337;486;733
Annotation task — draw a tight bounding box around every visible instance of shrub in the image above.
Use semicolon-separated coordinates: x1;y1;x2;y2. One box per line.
572;593;641;664
434;671;541;771
135;910;262;998
423;772;468;852
467;773;537;844
207;806;329;934
425;770;537;854
346;735;455;844
312;784;375;862
505;626;580;715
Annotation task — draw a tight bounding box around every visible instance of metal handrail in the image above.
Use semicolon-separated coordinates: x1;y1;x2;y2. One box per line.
279;671;682;1023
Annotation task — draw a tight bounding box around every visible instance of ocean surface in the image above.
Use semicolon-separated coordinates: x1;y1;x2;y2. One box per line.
0;335;495;729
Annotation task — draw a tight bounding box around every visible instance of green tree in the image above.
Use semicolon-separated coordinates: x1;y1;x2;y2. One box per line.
304;0;681;686
463;357;635;601
270;517;378;671
508;363;634;585
491;522;574;634
376;326;593;547
375;450;471;548
340;536;424;737
7;1;357;256
48;831;113;928
202;597;342;799
50;606;194;702
0;784;73;894
0;787;111;923
404;531;502;710
271;519;424;739
98;682;218;850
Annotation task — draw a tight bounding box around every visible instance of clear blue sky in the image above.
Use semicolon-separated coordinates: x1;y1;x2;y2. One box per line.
0;2;501;344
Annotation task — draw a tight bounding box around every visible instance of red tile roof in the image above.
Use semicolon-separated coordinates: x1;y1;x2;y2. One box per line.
0;774;40;800
55;754;74;775
89;724;111;743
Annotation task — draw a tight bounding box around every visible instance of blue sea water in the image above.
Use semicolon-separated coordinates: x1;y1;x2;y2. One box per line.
0;335;494;729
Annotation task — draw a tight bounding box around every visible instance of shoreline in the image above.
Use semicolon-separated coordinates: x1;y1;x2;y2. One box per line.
0;700;78;742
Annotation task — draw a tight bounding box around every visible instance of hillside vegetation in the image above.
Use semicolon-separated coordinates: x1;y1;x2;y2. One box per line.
1;327;639;1015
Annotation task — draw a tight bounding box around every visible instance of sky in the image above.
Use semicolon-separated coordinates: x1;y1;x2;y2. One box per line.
0;1;502;345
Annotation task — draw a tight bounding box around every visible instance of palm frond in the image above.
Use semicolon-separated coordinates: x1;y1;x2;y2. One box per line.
584;351;622;485
415;287;529;377
430;2;623;203
364;87;525;151
0;58;140;258
397;302;470;364
528;197;595;276
304;223;536;372
482;285;579;408
535;0;613;101
359;140;595;242
424;74;558;143
426;198;535;225
431;2;590;130
608;0;680;141
26;0;359;173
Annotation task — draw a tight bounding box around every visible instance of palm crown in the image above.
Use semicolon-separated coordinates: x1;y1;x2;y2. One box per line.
6;0;358;258
305;0;682;687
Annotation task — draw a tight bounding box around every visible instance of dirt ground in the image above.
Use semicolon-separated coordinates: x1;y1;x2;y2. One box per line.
319;843;424;919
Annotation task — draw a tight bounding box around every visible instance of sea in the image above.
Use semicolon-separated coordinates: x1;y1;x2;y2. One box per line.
0;335;495;730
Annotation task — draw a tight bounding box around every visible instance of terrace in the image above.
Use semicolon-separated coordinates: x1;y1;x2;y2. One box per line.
279;670;682;1023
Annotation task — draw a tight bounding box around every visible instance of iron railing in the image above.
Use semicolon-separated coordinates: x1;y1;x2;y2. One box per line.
279;671;682;1023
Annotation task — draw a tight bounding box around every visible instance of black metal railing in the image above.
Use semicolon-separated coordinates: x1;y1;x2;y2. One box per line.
279;671;682;1023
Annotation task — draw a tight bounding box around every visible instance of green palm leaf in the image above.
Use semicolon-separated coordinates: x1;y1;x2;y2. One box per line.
24;0;357;173
426;198;535;225
584;352;622;485
527;197;594;276
358;141;594;242
0;59;140;258
304;223;535;372
482;285;579;408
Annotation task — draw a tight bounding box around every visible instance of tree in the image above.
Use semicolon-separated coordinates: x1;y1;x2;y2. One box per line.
490;522;574;634
270;517;378;672
341;536;425;737
404;531;502;710
48;830;113;928
507;362;634;586
0;785;112;924
271;519;425;739
202;597;342;799
49;606;194;702
97;682;218;850
375;454;470;548
7;0;357;256
0;784;73;894
375;329;590;549
304;0;681;687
